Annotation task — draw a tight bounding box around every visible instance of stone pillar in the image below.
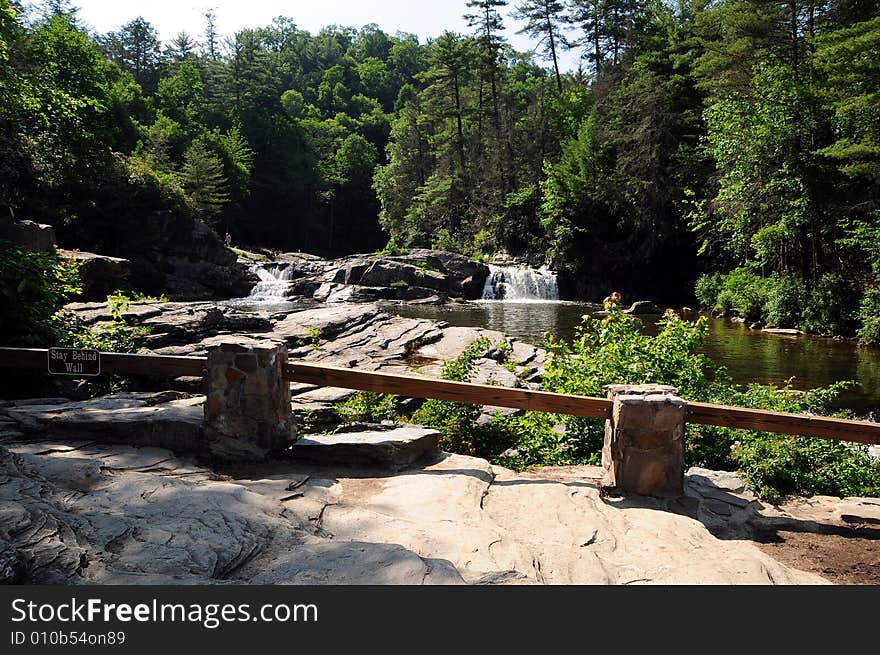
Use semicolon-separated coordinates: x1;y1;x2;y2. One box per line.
204;339;296;460
601;384;686;497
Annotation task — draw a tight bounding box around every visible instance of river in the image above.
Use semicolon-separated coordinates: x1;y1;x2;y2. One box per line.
236;261;880;418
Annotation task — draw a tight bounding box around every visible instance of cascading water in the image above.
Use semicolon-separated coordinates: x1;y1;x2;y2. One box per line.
480;264;559;301
247;263;297;301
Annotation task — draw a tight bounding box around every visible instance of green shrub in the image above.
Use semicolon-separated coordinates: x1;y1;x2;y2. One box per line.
376;236;407;256
716;268;772;321
800;272;859;336
0;243;81;346
733;435;880;504
411;337;515;456
764;274;806;328
857;286;880;344
0;246;150;396
335;391;399;424
694;273;722;310
410;308;880;502
390;280;409;289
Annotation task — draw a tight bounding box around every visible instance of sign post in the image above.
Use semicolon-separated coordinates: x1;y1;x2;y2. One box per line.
47;347;101;376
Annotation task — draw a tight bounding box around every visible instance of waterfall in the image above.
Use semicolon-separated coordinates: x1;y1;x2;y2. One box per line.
480;264;559;301
247;263;296;300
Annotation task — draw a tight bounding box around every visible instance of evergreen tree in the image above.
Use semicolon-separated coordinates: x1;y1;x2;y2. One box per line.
181;138;229;224
512;0;569;93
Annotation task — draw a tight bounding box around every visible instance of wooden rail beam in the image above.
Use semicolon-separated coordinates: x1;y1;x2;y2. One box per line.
1;347;878;445
687;401;880;445
284;361;613;419
0;348;206;378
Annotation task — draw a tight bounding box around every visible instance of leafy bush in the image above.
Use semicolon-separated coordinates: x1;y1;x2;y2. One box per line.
411;337;515;456
410;309;880;502
376;235;407;256
733;436;880;504
0;243;81;346
694;273;722;310
764;274;806;327
800;272;859;336
856;285;880;344
714;268;772;321
335;391;399;424
0;245;151;396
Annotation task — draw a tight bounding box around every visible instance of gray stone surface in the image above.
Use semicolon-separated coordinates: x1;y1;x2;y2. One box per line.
290;427;441;470
0;217;55;251
2;393;204;452
0;422;849;586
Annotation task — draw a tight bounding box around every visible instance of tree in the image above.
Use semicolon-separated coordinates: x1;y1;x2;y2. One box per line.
156;60;205;133
99;17;161;91
511;0;568;93
567;0;607;74
164;32;198;63
181;138;229;224
204;9;220;61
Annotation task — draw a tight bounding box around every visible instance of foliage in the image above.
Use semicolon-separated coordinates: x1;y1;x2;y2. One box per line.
2;1;877;331
334;391;399;424
711;268;771;321
412;312;880;502
800;273;860;337
0;244;81;347
857;286;880;344
733;436;880;505
411;336;515;456
180;138;229;224
105;290;167;320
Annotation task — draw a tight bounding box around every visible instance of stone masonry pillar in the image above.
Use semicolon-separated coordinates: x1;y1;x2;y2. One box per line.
204;339;296;460
601;384;686;497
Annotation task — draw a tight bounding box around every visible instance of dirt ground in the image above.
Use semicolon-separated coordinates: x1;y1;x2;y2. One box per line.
752;514;880;585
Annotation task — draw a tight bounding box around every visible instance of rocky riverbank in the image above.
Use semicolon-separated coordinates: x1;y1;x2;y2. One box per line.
244;249;490;304
59;299;544;429
4;299;879;584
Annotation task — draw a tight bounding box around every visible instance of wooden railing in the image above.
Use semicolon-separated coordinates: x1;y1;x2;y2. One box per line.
1;347;879;445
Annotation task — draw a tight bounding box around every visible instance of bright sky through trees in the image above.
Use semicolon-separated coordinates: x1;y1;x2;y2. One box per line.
71;0;583;71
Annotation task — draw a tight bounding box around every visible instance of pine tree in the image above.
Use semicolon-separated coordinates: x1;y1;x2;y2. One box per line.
511;0;568;93
181;139;229;224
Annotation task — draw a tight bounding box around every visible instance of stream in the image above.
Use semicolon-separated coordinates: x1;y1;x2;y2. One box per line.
235;260;880;418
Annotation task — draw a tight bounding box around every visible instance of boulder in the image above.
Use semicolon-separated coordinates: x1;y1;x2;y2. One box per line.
0;217;56;252
289;426;441;470
108;211;258;300
59;250;131;300
389;249;489;299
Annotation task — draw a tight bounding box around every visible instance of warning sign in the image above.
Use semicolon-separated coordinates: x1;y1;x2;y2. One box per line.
47;348;101;376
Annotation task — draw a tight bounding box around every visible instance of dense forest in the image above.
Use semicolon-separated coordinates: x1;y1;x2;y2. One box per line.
0;0;878;339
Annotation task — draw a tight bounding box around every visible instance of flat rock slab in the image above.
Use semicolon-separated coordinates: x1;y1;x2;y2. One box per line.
2;395;204;453
290;426;441;470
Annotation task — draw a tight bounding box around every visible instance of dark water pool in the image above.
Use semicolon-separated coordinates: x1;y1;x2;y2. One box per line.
386;301;880;418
